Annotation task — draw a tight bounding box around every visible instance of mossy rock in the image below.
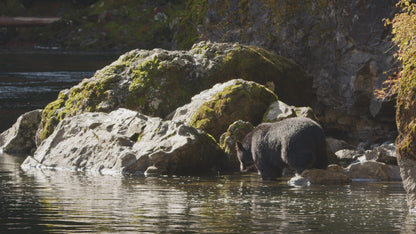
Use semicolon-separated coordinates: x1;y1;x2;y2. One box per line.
172;79;277;140
219;120;254;171
38;41;310;143
396;78;416;161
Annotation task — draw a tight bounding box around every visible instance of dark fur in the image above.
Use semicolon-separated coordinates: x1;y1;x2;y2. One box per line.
236;117;328;180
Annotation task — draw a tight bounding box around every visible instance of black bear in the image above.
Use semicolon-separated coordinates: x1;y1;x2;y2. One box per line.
236;117;328;180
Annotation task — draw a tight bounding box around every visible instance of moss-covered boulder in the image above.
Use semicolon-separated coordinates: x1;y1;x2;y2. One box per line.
396;60;416;211
37;41;310;143
171;79;277;139
219;120;254;171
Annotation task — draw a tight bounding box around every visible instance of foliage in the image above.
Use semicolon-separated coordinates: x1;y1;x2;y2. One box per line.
376;0;416;100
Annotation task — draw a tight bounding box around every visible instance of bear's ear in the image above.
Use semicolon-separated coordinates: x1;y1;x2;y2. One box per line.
236;141;244;152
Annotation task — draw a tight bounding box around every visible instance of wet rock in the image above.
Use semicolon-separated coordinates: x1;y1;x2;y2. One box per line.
262;101;318;122
219;120;254;171
288;165;351;186
37;41;311;144
346;161;401;181
170;79;277;139
22;108;227;176
364;142;397;165
0;109;42;154
335;149;362;167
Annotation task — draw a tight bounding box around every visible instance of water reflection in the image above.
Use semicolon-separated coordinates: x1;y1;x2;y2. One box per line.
2;153;416;232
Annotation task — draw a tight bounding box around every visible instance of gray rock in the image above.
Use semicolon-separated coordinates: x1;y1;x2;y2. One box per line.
399;157;416;213
364;142;397;165
263;101;296;122
335;149;362;166
0;109;42;154
347;161;401;181
263;101;318;122
21;108;227;176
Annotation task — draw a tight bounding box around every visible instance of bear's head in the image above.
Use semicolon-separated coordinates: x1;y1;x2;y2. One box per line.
236;142;256;173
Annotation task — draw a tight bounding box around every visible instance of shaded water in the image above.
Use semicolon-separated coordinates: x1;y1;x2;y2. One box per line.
0;50;118;132
1;153;416;233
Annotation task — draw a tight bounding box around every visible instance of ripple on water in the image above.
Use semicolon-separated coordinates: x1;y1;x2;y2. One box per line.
1;153;416;233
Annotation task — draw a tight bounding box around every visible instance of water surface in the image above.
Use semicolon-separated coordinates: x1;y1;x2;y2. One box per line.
0;50;118;132
1;153;416;233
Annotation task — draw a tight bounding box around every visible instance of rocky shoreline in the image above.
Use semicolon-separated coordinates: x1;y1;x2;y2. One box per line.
0;42;400;185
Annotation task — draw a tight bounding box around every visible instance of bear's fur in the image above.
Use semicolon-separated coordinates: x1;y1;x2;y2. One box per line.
236;117;328;180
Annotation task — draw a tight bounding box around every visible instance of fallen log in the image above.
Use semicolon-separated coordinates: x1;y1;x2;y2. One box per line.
0;17;61;27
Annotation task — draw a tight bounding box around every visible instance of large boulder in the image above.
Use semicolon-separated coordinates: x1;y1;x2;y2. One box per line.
170;79;277;139
22;108;228;176
0;109;42;155
37;41;311;143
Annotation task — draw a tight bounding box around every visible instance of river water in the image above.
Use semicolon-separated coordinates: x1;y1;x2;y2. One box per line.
0;50;118;132
1;50;416;232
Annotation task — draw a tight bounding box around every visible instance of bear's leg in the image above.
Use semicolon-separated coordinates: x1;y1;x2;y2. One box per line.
256;159;283;180
288;150;315;175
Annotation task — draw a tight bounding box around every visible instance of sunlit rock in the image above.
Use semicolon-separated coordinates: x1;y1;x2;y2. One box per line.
170;79;277;140
346;161;401;181
262;101;318;122
0;109;41;155
37;41;310;144
22;108;227;176
364;142;397;165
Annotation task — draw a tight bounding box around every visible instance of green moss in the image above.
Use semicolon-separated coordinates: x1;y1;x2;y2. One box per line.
126;56;194;116
189;81;277;139
39;63;122;142
209;45;311;106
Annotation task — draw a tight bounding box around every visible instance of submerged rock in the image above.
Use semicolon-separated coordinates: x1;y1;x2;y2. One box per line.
37;41;311;144
0;110;41;154
22;108;227;176
170;79;277;139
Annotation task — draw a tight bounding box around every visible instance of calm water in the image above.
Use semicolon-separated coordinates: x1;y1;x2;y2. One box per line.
1;153;416;233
